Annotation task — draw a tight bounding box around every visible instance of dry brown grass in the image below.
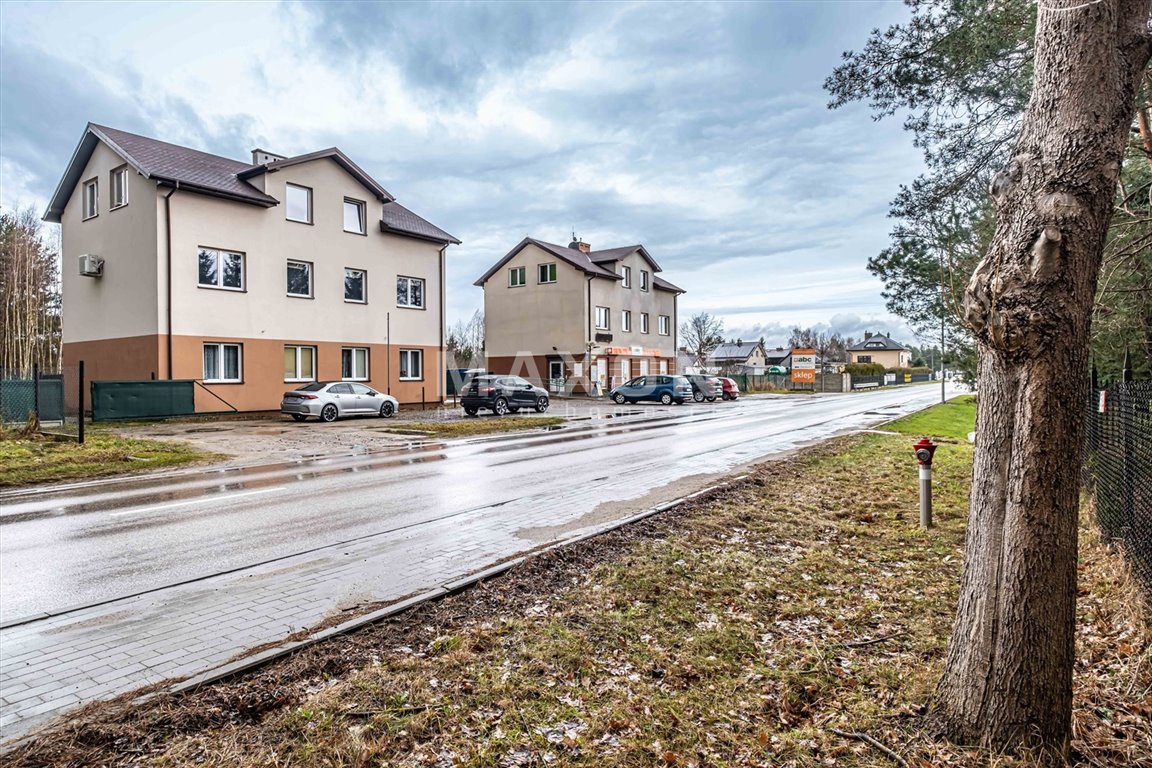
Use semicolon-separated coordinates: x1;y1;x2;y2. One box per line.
5;432;1148;767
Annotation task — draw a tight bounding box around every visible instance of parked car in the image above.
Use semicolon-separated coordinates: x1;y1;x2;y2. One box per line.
281;381;399;422
719;377;740;400
609;375;693;405
684;374;720;402
461;375;550;416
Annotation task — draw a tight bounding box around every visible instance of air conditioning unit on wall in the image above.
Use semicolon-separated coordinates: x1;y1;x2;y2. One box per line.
79;254;104;277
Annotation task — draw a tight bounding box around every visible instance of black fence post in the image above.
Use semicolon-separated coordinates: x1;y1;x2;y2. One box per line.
78;360;85;445
33;363;40;422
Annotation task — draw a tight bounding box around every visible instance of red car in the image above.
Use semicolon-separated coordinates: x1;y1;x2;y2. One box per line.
719;377;740;400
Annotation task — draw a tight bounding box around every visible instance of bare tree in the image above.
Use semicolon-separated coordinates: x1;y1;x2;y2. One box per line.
938;0;1151;756
679;312;724;369
446;309;485;369
0;209;61;376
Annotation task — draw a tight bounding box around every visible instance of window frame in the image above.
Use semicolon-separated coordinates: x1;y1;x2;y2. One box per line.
595;306;610;330
82;178;98;220
640;312;650;334
622;310;632;332
538;263;557;284
284;344;318;383
858;355;872;363
508;266;526;287
343;197;366;235
344;267;367;303
621;265;631;288
198;247;246;291
396;275;425;309
640;270;650;292
658;314;670;335
285;183;313;224
203;342;242;383
341;346;370;381
109;166;129;210
286;259;313;298
399;348;424;381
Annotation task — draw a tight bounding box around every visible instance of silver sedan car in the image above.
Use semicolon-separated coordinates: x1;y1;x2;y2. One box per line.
281;381;399;422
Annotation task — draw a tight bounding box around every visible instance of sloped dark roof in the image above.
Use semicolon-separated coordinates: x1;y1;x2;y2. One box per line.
848;334;908;352
653;275;684;294
239;147;394;203
475;238;617;286
712;342;763;361
45;123;277;220
763;348;791;364
380;201;460;244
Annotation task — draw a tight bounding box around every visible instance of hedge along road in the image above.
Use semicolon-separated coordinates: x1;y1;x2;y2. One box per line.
0;385;958;740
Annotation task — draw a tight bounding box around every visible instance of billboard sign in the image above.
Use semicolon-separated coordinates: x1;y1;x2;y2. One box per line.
791;348;816;383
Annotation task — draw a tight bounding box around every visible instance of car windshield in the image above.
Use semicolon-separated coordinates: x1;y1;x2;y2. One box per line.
297;382;327;392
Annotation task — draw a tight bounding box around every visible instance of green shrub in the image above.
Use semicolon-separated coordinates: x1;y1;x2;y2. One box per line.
845;362;886;376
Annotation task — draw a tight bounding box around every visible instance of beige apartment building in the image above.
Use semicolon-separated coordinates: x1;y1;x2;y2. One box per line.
476;237;684;393
45;123;458;411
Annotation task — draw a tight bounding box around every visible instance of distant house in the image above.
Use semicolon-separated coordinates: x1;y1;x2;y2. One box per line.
763;347;792;370
710;341;767;374
847;332;911;368
476;236;685;392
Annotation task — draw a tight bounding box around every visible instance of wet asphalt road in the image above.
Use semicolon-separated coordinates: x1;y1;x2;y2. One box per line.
0;386;958;623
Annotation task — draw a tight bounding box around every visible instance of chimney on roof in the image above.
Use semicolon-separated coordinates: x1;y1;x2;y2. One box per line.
251;148;287;166
568;233;591;253
864;331;873;340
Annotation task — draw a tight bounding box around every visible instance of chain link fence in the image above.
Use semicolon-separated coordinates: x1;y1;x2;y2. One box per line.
0;364;85;441
1084;380;1152;594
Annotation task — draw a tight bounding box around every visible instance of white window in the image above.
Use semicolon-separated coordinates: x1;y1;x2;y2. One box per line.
284;345;316;382
640;270;650;292
538;263;556;284
83;178;98;219
509;266;526;287
345;268;367;303
287;260;312;297
198;248;244;290
595;306;610;330
344;198;366;234
659;315;670;335
640;312;650;334
622;310;632;332
620;359;630;380
399;349;423;380
621;265;631;288
203;343;241;383
342;347;369;380
286;183;312;223
396;276;424;308
110;166;128;209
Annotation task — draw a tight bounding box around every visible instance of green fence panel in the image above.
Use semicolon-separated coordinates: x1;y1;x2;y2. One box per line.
91;380;196;421
0;378;64;422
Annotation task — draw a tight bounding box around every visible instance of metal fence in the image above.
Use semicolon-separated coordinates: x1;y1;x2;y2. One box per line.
1084;379;1152;594
0;364;85;442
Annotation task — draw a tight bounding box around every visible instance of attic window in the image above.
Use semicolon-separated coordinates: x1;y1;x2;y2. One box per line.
286;183;312;224
83;178;98;220
640;270;650;291
110;166;129;209
343;198;366;234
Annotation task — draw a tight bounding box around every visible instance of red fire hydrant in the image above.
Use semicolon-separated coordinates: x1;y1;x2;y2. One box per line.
913;438;937;529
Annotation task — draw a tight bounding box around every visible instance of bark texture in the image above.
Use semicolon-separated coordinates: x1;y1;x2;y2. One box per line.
938;0;1151;755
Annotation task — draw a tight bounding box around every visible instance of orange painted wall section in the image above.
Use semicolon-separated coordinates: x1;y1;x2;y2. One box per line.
65;336;442;412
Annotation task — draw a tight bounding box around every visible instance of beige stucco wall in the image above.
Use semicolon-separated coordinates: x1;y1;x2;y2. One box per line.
849;348;911;368
483;243;589;357
60;142;160;344
483;244;680;361
167;159;443;349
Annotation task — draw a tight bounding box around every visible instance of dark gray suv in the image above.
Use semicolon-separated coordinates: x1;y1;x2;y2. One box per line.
461;375;550;416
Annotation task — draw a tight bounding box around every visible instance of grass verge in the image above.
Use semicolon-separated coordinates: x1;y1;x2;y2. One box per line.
886;394;977;440
7;416;1148;767
384;416;566;438
0;430;214;488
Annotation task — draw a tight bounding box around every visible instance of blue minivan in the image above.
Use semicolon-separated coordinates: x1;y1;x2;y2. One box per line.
609;375;693;405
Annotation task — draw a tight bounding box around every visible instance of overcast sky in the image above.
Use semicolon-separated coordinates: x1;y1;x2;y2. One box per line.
0;0;926;348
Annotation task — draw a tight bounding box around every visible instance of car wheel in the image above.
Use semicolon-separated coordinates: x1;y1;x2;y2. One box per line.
290;414;307;422
464;407;478;416
379;401;396;418
535;396;549;413
613;393;626;405
722;392;732;400
693;390;704;403
659;393;673;405
494;397;510;416
320;404;339;422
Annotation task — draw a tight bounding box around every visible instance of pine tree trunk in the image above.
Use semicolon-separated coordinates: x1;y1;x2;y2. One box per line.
937;0;1151;755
